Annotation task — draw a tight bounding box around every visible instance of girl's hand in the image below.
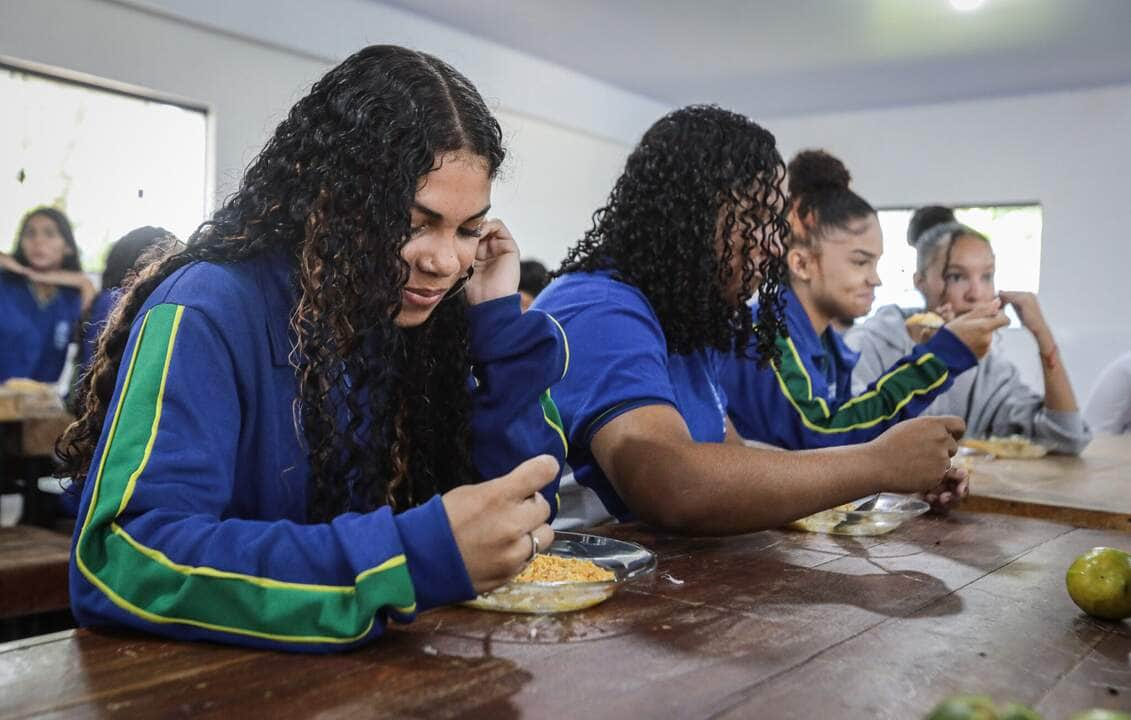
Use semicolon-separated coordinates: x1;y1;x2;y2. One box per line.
998;291;1052;346
465;219;520;306
442;455;557;594
25;268;98;312
944;299;1008;359
923;466;969;513
868;416;965;495
0;253;28;276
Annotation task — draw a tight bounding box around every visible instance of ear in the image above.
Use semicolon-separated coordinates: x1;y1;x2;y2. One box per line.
787;247;815;282
912;270;927;294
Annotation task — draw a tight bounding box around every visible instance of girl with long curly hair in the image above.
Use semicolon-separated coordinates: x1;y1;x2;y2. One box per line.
721;150;1005;473
538;106;969;534
59;45;567;652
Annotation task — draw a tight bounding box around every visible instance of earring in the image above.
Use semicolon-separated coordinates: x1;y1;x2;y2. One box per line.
442;267;474;301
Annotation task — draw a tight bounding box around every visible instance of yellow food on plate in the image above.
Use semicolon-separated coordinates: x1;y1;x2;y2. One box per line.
513;554;615;584
464;554;618;613
788;502;856;533
904;311;945;330
961;435;1048;459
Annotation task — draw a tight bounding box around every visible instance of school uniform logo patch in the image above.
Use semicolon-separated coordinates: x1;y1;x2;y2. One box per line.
55;320;71;349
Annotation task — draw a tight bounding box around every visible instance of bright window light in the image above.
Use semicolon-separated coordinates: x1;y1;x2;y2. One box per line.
950;0;986;12
1;65;208;275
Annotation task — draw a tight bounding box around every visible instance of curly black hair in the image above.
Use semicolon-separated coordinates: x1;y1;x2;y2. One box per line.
58;45;505;522
556;105;789;364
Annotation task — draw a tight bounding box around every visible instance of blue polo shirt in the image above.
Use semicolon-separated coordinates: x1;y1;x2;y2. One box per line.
532;271;727;521
721;288;977;449
70;252;569;652
0;270;82;383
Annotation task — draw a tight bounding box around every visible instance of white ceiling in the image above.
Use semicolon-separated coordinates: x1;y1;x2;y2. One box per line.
375;0;1131;118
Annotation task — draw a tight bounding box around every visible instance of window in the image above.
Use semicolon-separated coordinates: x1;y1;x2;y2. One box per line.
872;204;1043;316
1;61;208;275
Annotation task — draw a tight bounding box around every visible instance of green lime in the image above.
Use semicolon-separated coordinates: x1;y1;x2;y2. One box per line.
998;702;1042;720
1070;711;1131;720
926;695;999;720
1066;547;1131;621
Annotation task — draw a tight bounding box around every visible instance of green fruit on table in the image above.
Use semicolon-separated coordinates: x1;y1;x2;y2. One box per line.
926;695;1001;720
1070;711;1131;720
998;702;1042;720
1065;547;1131;621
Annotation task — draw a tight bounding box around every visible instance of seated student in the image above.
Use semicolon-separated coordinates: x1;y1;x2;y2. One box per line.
79;226;180;369
720;150;1003;450
846;209;1091;454
1085;351;1131;434
57;45;568;652
0;207;95;383
518;259;550;311
535;106;969;536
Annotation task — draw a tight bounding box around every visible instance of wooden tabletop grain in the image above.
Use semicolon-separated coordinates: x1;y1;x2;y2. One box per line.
1;513;1128;719
965;434;1131;531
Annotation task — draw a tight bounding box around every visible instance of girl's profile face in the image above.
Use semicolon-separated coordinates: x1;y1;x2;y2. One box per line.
916;234;995;314
398;150;491;328
20;213;72;272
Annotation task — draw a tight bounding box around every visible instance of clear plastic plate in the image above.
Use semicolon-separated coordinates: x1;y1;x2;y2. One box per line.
789;493;930;536
464;531;657;614
953;445;993;470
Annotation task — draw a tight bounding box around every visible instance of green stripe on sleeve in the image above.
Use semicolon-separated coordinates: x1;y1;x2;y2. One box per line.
540;389;568;455
75;303;415;645
772;335;950;434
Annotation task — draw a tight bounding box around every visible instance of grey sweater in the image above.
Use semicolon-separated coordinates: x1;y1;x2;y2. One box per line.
845;305;1092;455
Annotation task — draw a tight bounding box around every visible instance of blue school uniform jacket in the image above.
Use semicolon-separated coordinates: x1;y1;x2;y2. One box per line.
533;271;729;521
79;288;117;368
70;253;569;652
0;269;82;383
720;289;977;449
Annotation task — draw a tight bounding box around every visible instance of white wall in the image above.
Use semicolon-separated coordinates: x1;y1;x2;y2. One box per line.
115;0;668;147
765;84;1131;404
0;0;641;268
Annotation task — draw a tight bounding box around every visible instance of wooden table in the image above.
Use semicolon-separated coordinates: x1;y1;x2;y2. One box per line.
2;514;1128;719
1;406;74;528
965;434;1131;531
0;526;71;620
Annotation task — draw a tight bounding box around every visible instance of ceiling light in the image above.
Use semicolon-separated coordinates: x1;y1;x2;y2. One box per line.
950;0;986;10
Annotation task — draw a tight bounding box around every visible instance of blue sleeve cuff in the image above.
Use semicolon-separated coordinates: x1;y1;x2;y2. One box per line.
580;397;677;448
393;495;475;611
924;327;978;373
466;294;523;361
